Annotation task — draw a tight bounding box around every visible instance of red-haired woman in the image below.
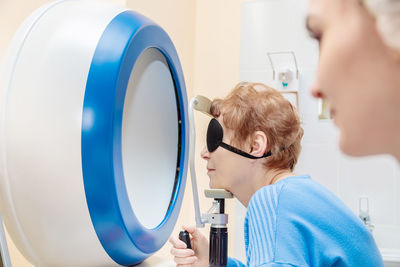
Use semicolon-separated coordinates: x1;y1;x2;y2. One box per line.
170;82;383;267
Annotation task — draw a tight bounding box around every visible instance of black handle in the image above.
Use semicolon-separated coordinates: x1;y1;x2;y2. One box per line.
179;230;192;249
209;226;228;267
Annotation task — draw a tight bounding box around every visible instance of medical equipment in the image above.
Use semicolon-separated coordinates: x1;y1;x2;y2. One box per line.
0;1;189;266
187;96;234;267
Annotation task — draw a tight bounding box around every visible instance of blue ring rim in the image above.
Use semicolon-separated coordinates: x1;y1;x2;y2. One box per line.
81;10;189;265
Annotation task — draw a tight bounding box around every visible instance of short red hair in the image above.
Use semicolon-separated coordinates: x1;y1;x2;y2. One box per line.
210;82;303;171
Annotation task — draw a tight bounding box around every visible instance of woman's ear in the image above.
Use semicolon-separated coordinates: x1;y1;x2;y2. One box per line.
250;131;268;157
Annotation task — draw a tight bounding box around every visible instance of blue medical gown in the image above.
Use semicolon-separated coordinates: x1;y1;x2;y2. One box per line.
228;175;384;267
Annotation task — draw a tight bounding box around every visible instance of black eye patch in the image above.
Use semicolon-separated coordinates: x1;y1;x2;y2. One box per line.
206;118;272;159
206;118;223;152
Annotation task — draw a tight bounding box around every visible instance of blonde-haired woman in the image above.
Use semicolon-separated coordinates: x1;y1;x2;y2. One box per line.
169;82;383;267
307;0;400;160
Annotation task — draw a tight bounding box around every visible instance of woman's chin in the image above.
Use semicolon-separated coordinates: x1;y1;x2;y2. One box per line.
209;183;218;189
209;181;224;190
339;133;371;157
339;135;358;156
209;181;215;189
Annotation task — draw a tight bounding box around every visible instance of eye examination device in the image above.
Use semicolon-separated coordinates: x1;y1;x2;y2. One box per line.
0;0;189;266
185;96;234;267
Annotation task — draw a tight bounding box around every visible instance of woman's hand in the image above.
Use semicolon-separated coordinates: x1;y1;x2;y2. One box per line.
169;225;209;267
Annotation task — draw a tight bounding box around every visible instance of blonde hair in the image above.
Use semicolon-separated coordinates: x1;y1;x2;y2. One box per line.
210;82;303;171
364;0;400;49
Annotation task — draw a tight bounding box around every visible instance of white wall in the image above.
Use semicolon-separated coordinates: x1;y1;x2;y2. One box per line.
237;0;400;263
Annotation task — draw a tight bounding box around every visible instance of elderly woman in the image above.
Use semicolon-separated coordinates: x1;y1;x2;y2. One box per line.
169;82;383;267
306;0;400;161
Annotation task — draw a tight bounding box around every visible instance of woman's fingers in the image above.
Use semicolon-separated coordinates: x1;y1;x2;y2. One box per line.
171;248;194;258
169;235;197;266
170;247;195;258
174;255;198;265
182;225;206;242
182;225;199;237
169;235;187;249
169;227;208;267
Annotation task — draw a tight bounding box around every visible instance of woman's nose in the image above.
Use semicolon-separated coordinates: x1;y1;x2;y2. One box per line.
200;146;210;159
311;78;324;99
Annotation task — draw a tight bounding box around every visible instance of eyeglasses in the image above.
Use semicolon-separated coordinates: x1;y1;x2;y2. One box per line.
206;118;272;159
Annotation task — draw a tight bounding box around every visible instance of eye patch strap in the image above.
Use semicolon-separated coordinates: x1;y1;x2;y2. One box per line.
219;142;272;159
